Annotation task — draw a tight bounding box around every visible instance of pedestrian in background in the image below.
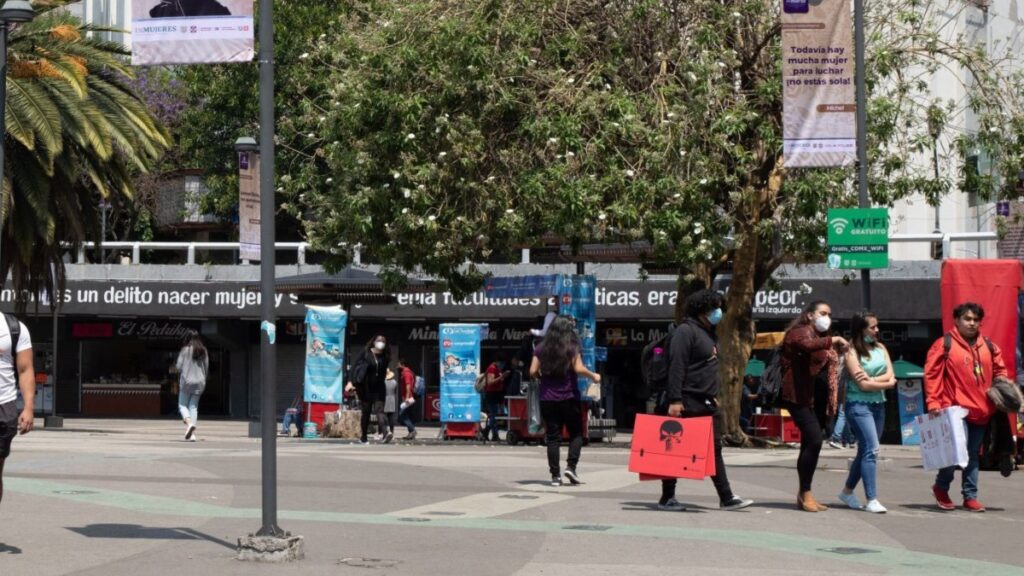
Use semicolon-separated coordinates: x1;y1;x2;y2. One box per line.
483;356;508;442
382;369;398;443
924;302;1007;512
176;330;208;442
347;335;390;445
397;358;418;440
780;301;850;512
838;312;896;513
655;290;753;512
529;316;601;487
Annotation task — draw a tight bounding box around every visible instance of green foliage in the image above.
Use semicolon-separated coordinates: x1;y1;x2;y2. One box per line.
3;2;169;302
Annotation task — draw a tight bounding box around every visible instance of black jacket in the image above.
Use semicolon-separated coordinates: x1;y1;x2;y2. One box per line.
150;0;231;17
666;318;720;402
353;349;389;402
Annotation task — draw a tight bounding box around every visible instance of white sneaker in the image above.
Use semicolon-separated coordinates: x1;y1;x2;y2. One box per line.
827;440;843;450
838;491;863;510
864;499;887;514
185;425;196;441
657;498;686;512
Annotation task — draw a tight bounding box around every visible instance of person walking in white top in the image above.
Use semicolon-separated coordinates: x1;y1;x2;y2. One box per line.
176;330;208;441
0;314;33;507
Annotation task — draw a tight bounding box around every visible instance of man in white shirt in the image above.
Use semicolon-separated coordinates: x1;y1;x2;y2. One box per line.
0;316;34;507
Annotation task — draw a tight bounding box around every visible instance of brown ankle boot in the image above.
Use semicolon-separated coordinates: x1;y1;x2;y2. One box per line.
798;490;823;512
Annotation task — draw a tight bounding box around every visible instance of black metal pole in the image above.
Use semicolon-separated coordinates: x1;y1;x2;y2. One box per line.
854;0;870;310
255;0;281;537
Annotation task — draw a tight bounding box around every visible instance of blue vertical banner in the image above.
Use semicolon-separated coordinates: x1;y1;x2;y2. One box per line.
557;275;597;395
439;323;484;422
303;305;348;403
897;378;925;445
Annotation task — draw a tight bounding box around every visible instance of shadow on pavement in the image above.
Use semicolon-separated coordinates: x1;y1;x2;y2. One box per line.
620;501;707;513
67;524;235;550
0;543;22;554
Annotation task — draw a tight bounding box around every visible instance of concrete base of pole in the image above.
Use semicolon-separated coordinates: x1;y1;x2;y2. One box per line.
44;416;63;428
237;535;304;562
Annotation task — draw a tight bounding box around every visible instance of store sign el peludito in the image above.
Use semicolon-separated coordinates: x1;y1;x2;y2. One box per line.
826;208;890;269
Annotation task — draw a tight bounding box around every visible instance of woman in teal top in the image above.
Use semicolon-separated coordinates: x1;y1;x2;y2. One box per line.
838;312;896;513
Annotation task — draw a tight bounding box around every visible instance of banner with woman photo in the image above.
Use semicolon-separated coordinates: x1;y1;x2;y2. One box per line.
131;0;255;65
303;306;347;403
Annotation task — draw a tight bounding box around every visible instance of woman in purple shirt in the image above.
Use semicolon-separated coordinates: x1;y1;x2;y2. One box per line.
529;316;602;486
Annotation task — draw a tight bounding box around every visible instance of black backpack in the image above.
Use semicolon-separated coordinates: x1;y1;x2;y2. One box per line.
640;329;673;393
757;346;784;406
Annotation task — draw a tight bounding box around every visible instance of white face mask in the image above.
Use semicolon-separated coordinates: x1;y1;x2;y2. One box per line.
813;315;831;333
374;341;386;351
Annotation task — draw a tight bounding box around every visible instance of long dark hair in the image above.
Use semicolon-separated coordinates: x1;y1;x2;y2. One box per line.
538;316;579;376
185;331;207;362
786;300;829;332
850;312;880;359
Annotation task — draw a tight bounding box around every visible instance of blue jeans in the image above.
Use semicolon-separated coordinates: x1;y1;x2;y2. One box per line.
935;420;987;500
844;401;885;500
484;394;502;439
831;402;855;444
178;389;200;425
397;405;416;433
281;409;301;434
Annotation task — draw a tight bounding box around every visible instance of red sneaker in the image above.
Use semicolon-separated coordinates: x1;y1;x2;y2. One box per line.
963;498;986;512
932;486;955;511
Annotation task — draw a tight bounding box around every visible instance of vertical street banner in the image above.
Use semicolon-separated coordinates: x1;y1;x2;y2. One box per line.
439;323;484;423
131;0;255;65
303;305;347;403
826;208;889;269
897;378;924;445
782;0;856;167
238;150;260;262
556;275;597;395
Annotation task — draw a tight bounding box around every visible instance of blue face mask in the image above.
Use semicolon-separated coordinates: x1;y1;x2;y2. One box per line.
707;308;723;326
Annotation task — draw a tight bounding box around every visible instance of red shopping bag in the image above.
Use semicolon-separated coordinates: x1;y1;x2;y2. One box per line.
629;414;716;480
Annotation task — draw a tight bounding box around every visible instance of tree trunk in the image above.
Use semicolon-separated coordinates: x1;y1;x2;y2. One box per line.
716;227;760;444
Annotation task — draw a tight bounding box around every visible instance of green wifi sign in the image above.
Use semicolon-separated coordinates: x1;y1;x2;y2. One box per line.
826;208;889;269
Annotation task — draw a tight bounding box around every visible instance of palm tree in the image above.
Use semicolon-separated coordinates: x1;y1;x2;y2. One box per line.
3;1;169;305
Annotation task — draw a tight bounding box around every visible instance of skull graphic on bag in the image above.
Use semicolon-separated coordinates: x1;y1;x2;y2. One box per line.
659;420;684;452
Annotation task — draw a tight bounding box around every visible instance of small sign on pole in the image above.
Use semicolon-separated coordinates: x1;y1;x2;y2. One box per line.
826;208;889;269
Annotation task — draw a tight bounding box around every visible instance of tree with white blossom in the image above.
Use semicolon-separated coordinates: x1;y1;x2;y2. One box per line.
279;0;1024;439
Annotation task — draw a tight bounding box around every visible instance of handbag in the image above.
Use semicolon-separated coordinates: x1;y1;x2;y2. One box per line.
916;406;969;471
527;379;544;434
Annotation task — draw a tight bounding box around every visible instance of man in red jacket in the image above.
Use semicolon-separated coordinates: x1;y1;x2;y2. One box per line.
924;302;1007;512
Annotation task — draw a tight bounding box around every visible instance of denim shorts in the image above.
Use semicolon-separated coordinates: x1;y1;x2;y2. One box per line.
0;400;18;459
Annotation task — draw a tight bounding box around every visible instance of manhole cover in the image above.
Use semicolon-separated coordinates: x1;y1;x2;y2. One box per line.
500;494;539;500
563;524;612;532
338;557;400;569
53;490;98;495
820;547;879;555
424;511;464;516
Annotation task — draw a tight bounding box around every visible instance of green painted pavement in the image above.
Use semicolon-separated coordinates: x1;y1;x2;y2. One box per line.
8;477;1022;575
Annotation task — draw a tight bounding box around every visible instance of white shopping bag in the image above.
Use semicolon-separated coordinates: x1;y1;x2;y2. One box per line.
915;406;969;471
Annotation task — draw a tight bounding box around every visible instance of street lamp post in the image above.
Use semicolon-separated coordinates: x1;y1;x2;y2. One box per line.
0;0;35;270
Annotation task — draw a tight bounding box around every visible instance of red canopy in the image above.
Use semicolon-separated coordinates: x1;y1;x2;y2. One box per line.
940;260;1024;380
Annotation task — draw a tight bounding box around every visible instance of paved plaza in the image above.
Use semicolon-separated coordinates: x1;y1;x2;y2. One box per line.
2;419;1023;575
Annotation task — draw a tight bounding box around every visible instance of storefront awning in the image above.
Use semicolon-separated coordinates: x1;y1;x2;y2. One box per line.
247;268;433;305
893;359;924;379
